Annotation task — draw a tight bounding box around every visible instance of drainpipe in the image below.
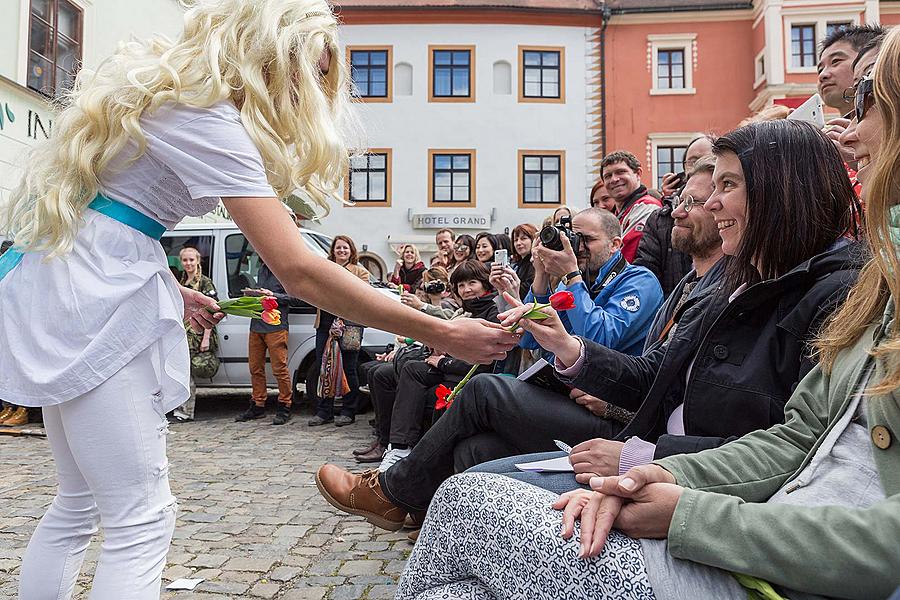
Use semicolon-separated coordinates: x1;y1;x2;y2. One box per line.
599;3;612;157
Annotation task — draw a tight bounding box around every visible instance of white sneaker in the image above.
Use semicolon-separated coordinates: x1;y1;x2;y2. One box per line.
378;444;411;473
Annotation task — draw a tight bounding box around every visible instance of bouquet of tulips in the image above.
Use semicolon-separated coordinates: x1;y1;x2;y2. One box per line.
209;295;282;325
434;290;576;410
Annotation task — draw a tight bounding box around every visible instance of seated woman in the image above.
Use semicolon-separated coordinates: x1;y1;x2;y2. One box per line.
396;33;895;600
470;116;864;494
374;260;502;471
390;243;426;292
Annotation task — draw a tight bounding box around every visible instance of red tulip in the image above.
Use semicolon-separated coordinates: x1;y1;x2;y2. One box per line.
261;296;279;311
434;384;453;411
261;309;282;326
549;290;576;311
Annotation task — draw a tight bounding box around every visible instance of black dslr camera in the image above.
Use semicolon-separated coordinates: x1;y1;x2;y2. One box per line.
424;280;447;294
539;215;583;254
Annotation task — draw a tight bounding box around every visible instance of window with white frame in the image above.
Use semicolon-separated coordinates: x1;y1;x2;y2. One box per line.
783;14;861;73
648;133;699;190
648;34;696;95
754;50;766;87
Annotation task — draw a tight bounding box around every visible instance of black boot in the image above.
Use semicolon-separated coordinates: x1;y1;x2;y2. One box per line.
272;404;292;425
235;403;266;422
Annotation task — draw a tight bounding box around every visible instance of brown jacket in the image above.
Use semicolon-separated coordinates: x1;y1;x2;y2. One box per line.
314;262;371;329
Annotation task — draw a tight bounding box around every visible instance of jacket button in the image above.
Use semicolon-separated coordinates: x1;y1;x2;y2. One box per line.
712;344;729;360
872;425;892;450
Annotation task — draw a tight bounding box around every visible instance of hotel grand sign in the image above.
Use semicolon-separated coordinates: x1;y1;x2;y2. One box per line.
410;212;492;230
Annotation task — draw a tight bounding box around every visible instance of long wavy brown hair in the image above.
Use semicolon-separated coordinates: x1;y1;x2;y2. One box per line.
816;28;900;394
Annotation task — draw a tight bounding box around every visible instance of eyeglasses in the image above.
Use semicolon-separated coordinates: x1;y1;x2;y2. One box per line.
842;77;875;122
673;194;700;213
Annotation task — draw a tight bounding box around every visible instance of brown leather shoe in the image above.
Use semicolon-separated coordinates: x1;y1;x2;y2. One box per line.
315;465;407;531
0;407;12;423
355;443;386;463
0;407;27;427
353;438;381;456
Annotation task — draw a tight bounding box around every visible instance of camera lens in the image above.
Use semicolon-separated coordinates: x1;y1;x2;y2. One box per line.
539;225;563;251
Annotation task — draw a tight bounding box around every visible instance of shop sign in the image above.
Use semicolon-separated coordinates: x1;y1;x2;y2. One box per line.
411;212;491;230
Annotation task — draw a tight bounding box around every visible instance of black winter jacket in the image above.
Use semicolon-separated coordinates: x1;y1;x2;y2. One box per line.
559;241;866;459
632;197;693;298
435;292;500;383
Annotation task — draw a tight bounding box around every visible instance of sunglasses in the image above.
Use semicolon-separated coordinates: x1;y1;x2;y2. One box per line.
842;77;875;122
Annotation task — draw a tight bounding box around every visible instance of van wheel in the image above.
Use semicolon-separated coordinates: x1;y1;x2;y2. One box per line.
291;366;308;407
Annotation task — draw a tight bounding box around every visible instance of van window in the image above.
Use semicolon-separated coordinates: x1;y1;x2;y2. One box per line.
161;235;214;286
225;233;262;298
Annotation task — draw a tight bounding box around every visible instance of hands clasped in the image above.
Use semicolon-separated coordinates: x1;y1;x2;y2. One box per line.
552;464;682;559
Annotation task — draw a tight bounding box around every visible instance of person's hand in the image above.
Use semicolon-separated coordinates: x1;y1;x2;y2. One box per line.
824;117;856;164
570;388;608;417
532;234;580;279
200;340;210;352
257;287;274;296
589;471;683;540
552;489;625;558
376;349;397;362
435;318;521;364
660;172;682;197
499;292;581;367
401;291;425;310
589;464;677;497
569;438;626;482
425;353;444;368
490;264;521;298
180;285;223;333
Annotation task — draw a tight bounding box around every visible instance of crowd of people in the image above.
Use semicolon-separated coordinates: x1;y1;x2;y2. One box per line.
1;0;899;596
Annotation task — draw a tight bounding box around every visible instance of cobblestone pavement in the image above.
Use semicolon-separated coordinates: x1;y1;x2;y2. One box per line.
0;392;408;599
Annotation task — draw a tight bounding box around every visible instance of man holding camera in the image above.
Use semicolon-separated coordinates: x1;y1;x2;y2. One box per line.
601;151;662;262
525;208;662;356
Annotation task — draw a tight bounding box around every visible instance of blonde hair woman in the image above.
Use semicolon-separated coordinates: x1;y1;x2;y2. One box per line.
0;1;518;596
175;247;217;422
390;243;426;292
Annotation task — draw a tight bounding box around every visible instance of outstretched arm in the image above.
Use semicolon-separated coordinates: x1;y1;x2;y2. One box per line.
223;197;519;364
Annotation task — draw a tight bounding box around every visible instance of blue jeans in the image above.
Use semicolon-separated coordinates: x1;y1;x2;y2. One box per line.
465;451;587;495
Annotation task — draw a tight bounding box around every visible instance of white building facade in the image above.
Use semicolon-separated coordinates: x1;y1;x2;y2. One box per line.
317;2;604;279
0;0;184;202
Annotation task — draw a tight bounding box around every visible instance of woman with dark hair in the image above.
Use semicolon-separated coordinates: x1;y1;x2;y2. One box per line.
510;224;537;299
449;235;476;273
310;235;371;427
474;232;497;264
377;259;501;472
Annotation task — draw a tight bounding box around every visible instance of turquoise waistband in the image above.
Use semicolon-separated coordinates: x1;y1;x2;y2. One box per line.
0;193;166;281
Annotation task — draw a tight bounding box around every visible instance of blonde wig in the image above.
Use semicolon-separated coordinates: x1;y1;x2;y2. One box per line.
1;0;358;258
816;27;900;394
179;247;203;288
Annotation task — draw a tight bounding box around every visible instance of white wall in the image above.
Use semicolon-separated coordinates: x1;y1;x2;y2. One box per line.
314;23;592;268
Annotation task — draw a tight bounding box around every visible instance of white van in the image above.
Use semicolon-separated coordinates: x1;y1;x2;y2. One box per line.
162;222;397;404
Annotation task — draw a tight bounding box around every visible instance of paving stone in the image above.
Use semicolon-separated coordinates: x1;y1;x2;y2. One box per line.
222;557;276;572
249;582;280;598
282;588;327;600
268;566;301;582
196;579;250;595
162;565;193;581
338;560;383;576
369;584;399;599
186;554;229;569
330;584;367;600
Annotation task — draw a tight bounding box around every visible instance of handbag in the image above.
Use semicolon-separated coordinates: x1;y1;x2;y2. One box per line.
340;321;363;352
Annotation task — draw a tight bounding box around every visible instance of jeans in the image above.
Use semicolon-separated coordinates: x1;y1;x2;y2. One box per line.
380;373;622;513
370;362;399;446
465;451;587;495
249;329;292;406
20;345;176;599
314;326;361;420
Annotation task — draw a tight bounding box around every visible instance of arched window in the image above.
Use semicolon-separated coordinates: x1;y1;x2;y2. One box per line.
492;60;512;95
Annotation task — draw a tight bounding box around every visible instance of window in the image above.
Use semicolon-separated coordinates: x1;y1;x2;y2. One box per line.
655;146;687;189
223;233;323;301
519;151;565;207
656;49;685;90
826;22;852;37
160;235;215;287
648;34;696;95
791;25;816;68
347;149;391;206
429;46;475;102
347;46;392;102
754;50;766;87
428;150;476;207
519;46;565;102
28;0;83;97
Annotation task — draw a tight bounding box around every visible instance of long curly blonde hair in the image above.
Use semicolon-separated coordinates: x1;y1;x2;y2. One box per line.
1;0;358;258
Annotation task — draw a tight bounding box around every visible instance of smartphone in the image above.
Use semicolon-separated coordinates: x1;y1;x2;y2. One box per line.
787;94;826;129
669;171;686;189
494;249;509;267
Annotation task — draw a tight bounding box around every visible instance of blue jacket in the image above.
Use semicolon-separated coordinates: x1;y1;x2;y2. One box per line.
521;251;663;356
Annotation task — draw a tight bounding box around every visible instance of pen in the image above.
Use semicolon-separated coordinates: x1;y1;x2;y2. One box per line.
554;439;572;454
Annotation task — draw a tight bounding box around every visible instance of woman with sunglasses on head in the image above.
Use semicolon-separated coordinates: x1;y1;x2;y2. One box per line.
395;101;890;597
448;234;476;273
0;1;518;596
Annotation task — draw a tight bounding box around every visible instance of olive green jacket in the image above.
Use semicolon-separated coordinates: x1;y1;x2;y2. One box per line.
658;304;900;599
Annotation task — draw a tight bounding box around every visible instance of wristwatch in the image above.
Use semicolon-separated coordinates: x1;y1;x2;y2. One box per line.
561;270;582;285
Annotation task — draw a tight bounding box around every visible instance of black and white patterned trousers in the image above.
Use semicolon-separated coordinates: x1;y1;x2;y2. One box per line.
396;473;656;600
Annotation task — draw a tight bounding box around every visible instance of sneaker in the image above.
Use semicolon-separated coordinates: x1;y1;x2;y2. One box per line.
378;444;411;473
334;415;355;427
272;405;292;425
359;384;371;395
308;415;334;427
235;404;266;422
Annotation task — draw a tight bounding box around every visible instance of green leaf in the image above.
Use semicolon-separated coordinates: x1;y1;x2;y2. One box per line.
524;310;551;321
732;574;789;600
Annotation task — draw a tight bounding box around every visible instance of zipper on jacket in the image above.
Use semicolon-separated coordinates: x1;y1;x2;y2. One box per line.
784;480;805;494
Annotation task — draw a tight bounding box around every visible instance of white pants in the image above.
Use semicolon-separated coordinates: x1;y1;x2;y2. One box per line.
19;345;177;599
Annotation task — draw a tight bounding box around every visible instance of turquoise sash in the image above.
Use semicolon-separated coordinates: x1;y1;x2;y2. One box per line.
0;193;166;281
